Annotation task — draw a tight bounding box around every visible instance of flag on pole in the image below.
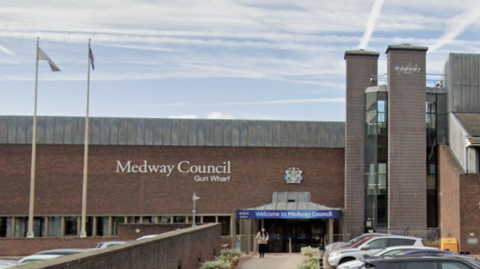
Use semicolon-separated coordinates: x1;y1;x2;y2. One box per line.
38;47;60;72
89;48;95;70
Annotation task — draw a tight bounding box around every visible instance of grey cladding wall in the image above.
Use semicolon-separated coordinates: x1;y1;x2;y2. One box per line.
445;53;480;113
0;116;345;148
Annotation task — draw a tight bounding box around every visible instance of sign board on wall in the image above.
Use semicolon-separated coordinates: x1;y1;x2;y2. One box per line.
115;160;232;182
236;210;342;219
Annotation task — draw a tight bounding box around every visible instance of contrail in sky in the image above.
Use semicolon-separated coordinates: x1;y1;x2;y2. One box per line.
359;0;385;49
429;4;480;52
0;44;15;56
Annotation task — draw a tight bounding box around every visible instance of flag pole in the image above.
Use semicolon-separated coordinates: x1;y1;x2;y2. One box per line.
27;37;40;238
80;39;91;238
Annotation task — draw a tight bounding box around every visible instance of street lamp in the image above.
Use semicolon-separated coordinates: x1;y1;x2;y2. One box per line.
192;192;200;227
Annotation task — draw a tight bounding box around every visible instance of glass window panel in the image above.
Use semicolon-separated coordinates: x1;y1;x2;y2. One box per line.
218;216;231;236
405;262;435;269
203;216;216;223
187;216;201;224
96;217;111;236
33;217;45;237
48;217;62;237
0;217;13;237
173;216;185;223
14;217;27;237
378;100;386;113
112;217;125;236
159;216;172;223
367;238;387;249
64;217;78;236
366;93;377;112
439;261;472;269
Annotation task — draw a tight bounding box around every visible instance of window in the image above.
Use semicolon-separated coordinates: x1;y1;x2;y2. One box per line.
367;238;387;249
377;262;405;269
33;217;45;237
0;217;13;237
14;217;27;237
380;249;405;257
203;216;216;223
218;216;230;236
111;217;124;236
405;262;435;269
96;217;111;236
439;261;473;269
387;238;415;247
173;216;185;223
48;217;62;237
159;216;172;223
64;217;78;236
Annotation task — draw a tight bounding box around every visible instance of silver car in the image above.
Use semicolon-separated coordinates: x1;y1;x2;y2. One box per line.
336;245;439;269
327;235;424;268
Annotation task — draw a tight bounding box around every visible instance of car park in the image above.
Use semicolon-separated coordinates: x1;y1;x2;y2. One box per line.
358;255;480;269
336;246;439;269
327;235;424;268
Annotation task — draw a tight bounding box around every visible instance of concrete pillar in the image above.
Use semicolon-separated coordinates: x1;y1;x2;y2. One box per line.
344;49;379;238
231;210;237;249
253;220;258;253
328;219;334;245
386;44;428;235
245;220;251;254
239;220;245;252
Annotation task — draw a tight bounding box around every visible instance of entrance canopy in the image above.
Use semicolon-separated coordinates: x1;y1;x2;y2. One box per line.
236;192;342;220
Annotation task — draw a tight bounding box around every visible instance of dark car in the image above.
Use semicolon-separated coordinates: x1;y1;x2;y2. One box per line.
359;255;480;269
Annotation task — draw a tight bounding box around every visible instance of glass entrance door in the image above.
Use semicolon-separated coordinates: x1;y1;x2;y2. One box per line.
264;219;325;253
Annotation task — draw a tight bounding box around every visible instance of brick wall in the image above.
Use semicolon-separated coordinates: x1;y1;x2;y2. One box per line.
0;145;345;215
0;237;113;256
116;223;192;239
439;144;480;253
439;145;462;241
459;174;480;253
24;224;221;269
344;51;379;237
387;46;427;232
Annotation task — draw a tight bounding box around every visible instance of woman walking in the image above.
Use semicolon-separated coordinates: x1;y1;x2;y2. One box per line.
256;227;269;258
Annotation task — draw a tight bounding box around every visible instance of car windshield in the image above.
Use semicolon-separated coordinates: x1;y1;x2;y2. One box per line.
96;243;104;248
352;237;373;248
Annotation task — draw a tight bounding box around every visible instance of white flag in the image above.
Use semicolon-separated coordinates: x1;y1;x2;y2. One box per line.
38;47;60;72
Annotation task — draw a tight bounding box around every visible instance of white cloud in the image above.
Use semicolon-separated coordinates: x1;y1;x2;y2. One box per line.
429;2;480;52
359;0;385;49
168;114;198;119
206;112;235;119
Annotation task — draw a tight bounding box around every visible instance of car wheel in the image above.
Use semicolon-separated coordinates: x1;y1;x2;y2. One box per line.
339;257;355;265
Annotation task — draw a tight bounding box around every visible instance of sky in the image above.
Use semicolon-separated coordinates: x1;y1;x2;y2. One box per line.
1;0;480;122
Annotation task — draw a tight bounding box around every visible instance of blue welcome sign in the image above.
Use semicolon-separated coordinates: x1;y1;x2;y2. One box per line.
236;210;342;219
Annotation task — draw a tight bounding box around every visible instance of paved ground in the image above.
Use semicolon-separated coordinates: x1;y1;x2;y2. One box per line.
238;253;302;269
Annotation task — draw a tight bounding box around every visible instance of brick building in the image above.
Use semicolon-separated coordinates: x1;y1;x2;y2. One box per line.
1;44;480;254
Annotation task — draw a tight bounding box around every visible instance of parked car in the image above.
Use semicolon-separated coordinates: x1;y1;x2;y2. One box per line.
327;235;424;268
0;260;18;269
325;233;390;253
18;254;62;264
136;234;160;240
358;255;480;269
95;240;130;249
35;248;94;255
322;236;382;266
336;246;439;269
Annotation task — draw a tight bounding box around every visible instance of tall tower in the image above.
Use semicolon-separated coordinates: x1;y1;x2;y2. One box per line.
386;44;428;234
344;50;379;237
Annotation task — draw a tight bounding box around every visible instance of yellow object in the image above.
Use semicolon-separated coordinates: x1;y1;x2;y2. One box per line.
440;238;459;252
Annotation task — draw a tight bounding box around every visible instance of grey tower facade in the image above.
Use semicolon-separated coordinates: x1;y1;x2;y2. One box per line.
386;45;428;234
344;50;379;237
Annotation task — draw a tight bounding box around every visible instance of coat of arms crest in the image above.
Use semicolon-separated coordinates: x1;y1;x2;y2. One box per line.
284;167;303;184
